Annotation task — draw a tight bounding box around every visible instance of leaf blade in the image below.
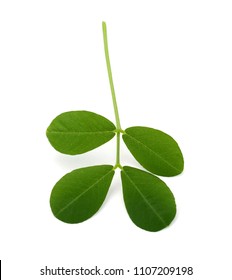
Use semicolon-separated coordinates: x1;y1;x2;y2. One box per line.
46;111;116;155
121;166;176;232
123;126;184;176
50;165;114;223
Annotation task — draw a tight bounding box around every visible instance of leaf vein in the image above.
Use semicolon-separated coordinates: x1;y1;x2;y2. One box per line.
47;131;114;135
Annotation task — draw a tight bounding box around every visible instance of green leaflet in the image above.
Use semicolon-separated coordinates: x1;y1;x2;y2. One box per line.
121;166;176;232
46;111;116;155
123;126;184;177
50;165;114;223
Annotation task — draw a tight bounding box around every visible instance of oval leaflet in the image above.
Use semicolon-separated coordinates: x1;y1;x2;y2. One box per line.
46;111;116;155
50;165;115;223
121;166;176;232
123;126;184;177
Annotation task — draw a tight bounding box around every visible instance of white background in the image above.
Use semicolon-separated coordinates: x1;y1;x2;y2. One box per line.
0;1;232;279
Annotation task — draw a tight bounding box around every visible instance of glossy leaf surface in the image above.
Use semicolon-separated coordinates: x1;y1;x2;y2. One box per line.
123;126;184;176
46;111;116;155
50;165;114;223
121;166;176;232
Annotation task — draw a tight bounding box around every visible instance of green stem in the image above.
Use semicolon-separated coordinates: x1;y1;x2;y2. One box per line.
102;21;122;130
102;21;122;169
116;132;121;166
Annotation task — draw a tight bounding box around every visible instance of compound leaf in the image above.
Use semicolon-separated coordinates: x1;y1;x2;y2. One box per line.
121;166;176;232
50;165;114;223
122;126;184;176
46;111;116;155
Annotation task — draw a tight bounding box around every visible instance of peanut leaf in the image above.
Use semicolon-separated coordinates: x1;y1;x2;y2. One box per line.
46;111;116;155
123;126;184;176
46;22;184;232
121;166;176;232
50;165;114;223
